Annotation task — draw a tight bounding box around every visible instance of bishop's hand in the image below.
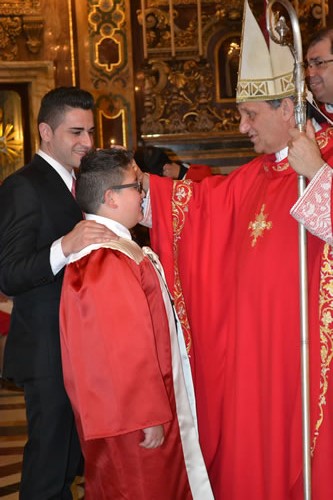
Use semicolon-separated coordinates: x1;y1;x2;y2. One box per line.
288;120;326;180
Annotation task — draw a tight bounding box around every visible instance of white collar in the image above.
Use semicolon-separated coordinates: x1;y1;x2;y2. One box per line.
275;147;288;162
68;214;133;264
276;118;322;163
85;213;132;240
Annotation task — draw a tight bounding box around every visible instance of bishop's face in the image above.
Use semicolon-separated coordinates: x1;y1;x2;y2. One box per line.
306;37;333;104
237;100;291;155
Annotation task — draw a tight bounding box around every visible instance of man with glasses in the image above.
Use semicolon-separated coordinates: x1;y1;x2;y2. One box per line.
306;28;333;121
59;148;213;499
287;29;333;242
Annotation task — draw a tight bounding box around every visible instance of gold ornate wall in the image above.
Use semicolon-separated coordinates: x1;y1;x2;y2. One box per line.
74;0;137;151
132;0;331;170
133;0;249;170
0;0;331;177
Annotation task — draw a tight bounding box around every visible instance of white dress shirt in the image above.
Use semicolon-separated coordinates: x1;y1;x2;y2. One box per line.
37;149;76;275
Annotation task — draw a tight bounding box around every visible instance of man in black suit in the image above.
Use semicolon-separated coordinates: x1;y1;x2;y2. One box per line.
0;87;113;499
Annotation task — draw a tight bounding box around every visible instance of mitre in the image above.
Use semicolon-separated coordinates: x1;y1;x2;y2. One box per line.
236;0;295;102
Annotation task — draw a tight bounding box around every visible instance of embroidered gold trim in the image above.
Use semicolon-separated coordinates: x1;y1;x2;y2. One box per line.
171;180;193;353
101;239;144;264
312;243;333;453
237;73;294;102
316;126;333;151
248;204;272;247
265;127;333;174
271;159;290;172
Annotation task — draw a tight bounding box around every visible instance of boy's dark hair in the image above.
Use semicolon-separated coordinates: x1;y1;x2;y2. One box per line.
37;87;95;131
76;148;134;214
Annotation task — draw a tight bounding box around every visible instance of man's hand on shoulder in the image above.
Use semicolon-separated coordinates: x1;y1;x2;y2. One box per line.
61;220;116;256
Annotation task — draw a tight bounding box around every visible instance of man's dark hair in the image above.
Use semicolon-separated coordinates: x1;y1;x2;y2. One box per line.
76;148;134;214
307;28;333;54
37;86;95;131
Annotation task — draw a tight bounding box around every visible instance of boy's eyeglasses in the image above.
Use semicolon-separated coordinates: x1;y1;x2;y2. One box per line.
109;181;144;194
304;58;333;70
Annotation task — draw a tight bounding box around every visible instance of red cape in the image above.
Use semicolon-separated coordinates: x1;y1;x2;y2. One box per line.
60;244;211;499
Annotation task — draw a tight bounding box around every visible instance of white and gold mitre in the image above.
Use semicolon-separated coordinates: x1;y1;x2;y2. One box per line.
236;0;295;102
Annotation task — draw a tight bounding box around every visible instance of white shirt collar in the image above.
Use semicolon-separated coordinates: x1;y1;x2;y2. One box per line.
276;117;323;163
67;214;133;264
275;147;288;162
37;149;75;191
85;213;132;240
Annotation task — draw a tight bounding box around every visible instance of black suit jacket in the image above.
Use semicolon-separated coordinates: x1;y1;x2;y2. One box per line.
0;154;83;382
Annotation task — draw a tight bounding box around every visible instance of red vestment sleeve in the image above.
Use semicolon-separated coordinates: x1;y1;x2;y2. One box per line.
60;247;173;440
149;176;176;292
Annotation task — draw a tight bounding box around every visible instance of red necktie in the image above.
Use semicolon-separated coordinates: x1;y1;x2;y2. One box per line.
71;178;76;198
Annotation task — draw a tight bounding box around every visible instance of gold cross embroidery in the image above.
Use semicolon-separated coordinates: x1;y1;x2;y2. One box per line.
248;204;272;247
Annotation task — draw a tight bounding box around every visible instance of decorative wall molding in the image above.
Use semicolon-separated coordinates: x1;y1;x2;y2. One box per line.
0;1;41;16
86;0;137;149
0;61;54;152
23;16;44;54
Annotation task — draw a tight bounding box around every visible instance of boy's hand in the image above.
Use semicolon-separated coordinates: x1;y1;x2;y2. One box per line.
139;425;164;449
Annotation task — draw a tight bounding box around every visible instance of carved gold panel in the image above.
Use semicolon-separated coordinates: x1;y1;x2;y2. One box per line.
215;33;240;102
23;16;44;54
97;107;127;148
88;1;127;77
0;61;54;154
0;0;44;60
0;90;24;180
84;0;137;148
137;1;243;139
0;1;41;16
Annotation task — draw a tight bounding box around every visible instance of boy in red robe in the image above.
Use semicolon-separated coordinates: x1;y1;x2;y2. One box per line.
59;148;213;500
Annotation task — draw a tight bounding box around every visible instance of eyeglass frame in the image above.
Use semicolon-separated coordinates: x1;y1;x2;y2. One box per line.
304;58;333;70
108;181;144;194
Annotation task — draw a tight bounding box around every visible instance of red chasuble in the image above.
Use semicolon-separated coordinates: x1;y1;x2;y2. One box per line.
60;240;213;500
149;125;333;500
